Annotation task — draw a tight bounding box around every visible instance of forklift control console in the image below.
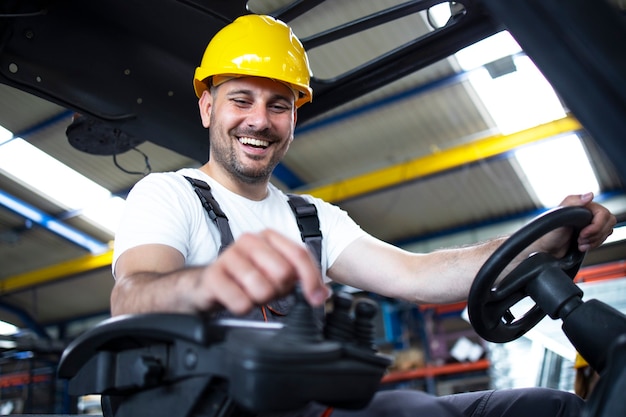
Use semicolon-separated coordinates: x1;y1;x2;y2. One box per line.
57;291;392;417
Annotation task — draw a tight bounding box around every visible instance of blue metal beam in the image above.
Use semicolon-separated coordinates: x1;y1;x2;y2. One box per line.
12;110;74;138
0;189;109;254
1;110;108;253
0;300;50;339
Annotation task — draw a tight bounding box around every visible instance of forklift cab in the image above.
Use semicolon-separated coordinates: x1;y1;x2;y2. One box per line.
1;0;625;416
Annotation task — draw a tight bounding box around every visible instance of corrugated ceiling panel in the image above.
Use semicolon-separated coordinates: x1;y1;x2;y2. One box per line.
0;268;113;327
0;225;87;278
300;8;433;80
0;203;25;243
582;133;625;192
302;58;460;124
0;84;65;134
287;80;492;185
339;158;535;242
289;0;422;38
0;170;67;215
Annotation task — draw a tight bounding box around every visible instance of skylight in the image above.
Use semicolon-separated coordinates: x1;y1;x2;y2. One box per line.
1;136;110;207
0;321;17;336
455;31;566;134
462;56;567;134
0;125;125;240
451;31;601;209
514;134;600;208
605;224;626;245
455;31;523;70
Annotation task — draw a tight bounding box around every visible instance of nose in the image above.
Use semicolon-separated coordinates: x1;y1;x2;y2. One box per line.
245;103;272;131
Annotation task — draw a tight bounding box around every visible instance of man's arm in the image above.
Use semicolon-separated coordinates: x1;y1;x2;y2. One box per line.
111;230;329;317
328;234;506;304
328;193;616;305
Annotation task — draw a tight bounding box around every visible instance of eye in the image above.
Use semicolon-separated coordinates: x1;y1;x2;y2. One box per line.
269;102;291;113
231;98;252;107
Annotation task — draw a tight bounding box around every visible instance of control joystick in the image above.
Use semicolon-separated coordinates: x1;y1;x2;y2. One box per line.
324;293;379;351
354;298;379;351
273;284;324;344
325;292;356;343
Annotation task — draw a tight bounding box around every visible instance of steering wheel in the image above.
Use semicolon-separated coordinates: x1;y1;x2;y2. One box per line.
468;206;592;343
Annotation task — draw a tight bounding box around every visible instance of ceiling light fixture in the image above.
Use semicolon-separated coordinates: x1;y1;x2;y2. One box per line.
0;125;125;242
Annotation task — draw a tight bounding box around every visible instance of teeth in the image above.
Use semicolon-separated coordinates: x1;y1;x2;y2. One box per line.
239;137;269;148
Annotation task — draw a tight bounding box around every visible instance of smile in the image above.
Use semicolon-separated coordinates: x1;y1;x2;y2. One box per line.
238;137;269;149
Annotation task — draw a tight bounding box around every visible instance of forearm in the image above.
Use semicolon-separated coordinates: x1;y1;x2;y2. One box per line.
110;267;203;316
398;234;568;304
407;236;508;304
329;234;509;305
110;230;329;317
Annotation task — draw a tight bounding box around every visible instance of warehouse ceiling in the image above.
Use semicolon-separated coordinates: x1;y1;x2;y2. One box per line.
0;0;625;338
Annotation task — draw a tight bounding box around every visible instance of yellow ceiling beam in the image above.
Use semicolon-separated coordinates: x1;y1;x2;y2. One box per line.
3;116;582;291
302;115;582;203
0;249;113;294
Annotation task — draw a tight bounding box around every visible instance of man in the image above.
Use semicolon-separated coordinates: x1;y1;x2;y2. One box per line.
112;14;616;417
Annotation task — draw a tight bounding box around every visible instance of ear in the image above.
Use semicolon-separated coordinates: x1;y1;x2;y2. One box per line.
198;90;213;128
285;110;297;146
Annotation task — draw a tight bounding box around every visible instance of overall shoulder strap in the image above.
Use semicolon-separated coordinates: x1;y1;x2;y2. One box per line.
287;194;322;269
184;177;323;275
183;178;324;321
287;194;325;324
183;176;234;253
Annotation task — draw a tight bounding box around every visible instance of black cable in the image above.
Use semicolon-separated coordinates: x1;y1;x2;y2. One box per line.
112;147;152;176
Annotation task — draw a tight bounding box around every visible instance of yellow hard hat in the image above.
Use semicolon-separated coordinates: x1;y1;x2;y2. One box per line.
193;14;313;108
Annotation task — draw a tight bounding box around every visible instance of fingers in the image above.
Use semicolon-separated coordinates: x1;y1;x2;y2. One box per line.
577;203;616;251
558;192;594;208
196;230;327;315
261;230;330;306
559;192;617;251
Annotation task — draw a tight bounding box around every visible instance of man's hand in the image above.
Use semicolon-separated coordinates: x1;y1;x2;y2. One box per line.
112;229;329;317
538;193;616;257
193;229;329;315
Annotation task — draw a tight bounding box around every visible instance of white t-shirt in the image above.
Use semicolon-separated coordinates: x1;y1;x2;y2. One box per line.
113;168;366;283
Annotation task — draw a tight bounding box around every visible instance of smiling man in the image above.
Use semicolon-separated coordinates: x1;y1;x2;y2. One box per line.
111;14;616;417
199;76;298;198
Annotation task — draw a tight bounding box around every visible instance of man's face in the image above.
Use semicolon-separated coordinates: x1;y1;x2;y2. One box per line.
203;77;297;185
